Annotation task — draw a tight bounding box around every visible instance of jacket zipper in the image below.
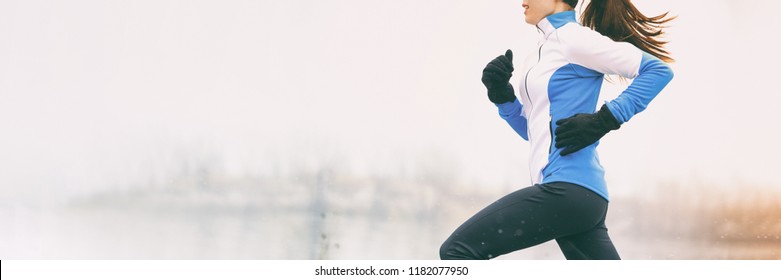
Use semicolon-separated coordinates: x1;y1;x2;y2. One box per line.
524;43;544;143
523;43;544;111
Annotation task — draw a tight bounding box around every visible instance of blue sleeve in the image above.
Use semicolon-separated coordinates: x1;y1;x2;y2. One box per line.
496;99;529;141
605;53;674;124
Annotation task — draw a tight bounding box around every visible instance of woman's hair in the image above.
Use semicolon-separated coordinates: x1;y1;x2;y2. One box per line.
580;0;675;62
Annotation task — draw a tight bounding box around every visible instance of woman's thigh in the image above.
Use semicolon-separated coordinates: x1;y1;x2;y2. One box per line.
440;182;608;259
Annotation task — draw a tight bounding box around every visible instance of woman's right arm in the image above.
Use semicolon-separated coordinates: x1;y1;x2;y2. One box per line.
482;49;529;141
496;98;529;141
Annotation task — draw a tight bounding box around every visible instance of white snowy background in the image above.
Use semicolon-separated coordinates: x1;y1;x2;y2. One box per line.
1;0;780;259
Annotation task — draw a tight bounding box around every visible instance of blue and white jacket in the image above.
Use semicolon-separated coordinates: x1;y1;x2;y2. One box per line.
496;11;673;201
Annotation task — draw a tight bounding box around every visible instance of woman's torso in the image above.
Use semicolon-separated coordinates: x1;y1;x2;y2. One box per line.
518;11;611;200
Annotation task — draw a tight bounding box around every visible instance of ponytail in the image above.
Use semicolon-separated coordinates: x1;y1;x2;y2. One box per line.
581;0;675;62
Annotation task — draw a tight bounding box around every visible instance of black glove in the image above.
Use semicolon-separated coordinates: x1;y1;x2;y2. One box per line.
554;104;621;156
481;49;516;104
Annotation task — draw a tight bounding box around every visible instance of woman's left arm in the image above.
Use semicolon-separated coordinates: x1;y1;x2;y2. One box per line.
604;53;675;124
553;25;674;155
563;25;674;123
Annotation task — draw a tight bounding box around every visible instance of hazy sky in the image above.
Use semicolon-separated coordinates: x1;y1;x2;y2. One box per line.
2;0;781;202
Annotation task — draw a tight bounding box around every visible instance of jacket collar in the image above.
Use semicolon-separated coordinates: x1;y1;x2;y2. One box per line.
536;10;577;38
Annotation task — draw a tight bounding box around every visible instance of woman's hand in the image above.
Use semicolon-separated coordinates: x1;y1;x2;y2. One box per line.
554;104;621;156
481;49;516;104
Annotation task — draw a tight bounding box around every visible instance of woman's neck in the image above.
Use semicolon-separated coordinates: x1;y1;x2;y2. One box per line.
552;2;574;14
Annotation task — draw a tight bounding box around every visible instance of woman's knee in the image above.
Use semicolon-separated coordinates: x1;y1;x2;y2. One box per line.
439;241;452;260
439;240;484;260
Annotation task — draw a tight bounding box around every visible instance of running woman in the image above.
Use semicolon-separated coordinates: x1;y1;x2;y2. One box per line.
440;0;674;260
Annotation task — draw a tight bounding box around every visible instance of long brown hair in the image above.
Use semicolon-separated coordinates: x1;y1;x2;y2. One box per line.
581;0;675;62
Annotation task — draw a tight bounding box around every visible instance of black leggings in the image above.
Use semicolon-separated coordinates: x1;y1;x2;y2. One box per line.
440;182;620;260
